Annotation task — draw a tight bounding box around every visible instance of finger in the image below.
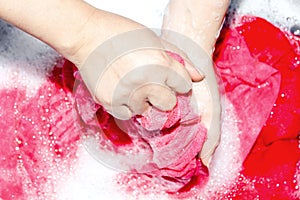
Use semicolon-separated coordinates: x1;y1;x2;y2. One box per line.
161;39;204;82
165;59;192;94
147;84;177;111
127;86;151;115
184;60;205;82
109;104;133;120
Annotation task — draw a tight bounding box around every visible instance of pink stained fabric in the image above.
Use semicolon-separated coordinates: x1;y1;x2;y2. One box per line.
0;74;80;199
214;26;281;160
213;16;300;199
74;52;209;185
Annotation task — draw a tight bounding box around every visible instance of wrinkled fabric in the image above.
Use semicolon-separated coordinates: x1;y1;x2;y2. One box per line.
214;17;300;199
74;53;209;191
214;24;281;160
0;61;80;199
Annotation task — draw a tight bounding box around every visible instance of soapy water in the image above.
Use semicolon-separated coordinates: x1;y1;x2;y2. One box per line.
0;21;59;93
227;0;300;30
1;15;299;199
74;28;221;175
115;16;300;199
214;19;299;199
0;0;300;199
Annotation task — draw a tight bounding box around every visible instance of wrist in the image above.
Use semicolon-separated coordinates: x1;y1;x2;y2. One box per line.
69;9;148;68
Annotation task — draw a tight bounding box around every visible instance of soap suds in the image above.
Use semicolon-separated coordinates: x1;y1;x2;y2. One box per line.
0;20;59;94
0;0;299;199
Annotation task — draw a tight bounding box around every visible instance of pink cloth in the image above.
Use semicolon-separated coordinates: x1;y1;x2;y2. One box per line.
74;53;208;189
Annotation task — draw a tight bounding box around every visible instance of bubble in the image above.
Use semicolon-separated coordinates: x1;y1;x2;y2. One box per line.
291;25;300;36
0;20;59;92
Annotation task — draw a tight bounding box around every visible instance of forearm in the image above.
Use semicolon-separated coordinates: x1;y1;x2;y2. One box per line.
0;0;89;62
163;0;230;55
0;0;146;67
162;0;230;166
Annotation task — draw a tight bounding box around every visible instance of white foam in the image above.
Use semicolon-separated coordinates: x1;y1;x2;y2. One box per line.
228;0;300;29
56;146;123;200
199;98;243;198
0;20;59;94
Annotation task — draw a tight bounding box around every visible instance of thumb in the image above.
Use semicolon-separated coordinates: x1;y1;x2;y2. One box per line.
184;60;205;82
147;84;177;111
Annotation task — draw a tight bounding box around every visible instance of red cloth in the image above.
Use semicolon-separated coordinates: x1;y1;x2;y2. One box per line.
214;16;300;199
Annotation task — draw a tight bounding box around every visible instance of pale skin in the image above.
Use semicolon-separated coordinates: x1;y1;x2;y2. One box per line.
162;0;230;165
0;0;203;119
0;0;229;165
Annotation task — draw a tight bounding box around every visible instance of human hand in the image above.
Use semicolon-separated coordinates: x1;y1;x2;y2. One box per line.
61;3;203;120
161;0;230;165
0;0;203;119
162;0;230;55
79;27;203;120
